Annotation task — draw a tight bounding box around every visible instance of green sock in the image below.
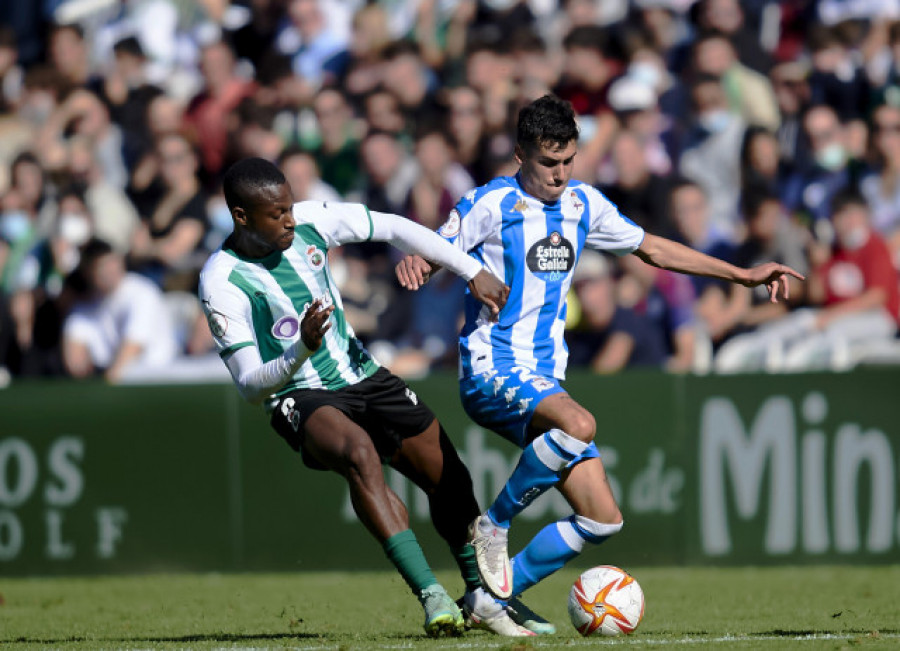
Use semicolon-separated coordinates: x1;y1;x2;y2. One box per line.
383;529;438;595
452;543;482;593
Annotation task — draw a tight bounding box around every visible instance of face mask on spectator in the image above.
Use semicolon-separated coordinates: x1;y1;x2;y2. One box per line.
58;213;92;246
815;143;846;171
0;210;31;243
838;225;868;250
698;109;732;134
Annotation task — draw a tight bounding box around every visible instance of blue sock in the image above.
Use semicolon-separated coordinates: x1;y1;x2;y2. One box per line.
487;429;587;528
511;515;623;597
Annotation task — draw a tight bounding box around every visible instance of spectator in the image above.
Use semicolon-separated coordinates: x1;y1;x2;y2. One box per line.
406;127;473;231
783;104;854;231
715;190;898;372
679;74;747;239
381;40;444;132
566;249;668;373
617;247;699;373
806;23;870;124
128;133;210;291
36;88;129;190
183;39;257;184
63;238;178;383
740;126;795;205
860;101;900;266
332;4;392;104
694;0;773;73
310;86;364;197
277;0;347;92
5;185;94;377
606;75;673;176
65;135;139;254
769;58;812;169
691;30;779;132
362;87;408;140
279;148;341;204
445;84;510;187
47;23;93;88
598;128;672;236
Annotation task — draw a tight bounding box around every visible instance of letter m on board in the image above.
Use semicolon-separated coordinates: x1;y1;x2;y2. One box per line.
699;396;796;556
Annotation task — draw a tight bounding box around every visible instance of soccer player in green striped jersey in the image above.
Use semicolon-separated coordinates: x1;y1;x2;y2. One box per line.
199;158;532;637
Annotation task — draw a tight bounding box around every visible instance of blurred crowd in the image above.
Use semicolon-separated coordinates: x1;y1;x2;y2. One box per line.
0;0;899;385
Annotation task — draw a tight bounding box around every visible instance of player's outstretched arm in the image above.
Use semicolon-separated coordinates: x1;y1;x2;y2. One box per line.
634;233;805;303
395;254;508;321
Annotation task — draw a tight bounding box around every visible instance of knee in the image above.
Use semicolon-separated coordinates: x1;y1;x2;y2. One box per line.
565;411;596;443
339;439;382;483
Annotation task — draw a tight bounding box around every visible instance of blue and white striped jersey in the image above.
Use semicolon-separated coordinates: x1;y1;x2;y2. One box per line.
438;174;645;380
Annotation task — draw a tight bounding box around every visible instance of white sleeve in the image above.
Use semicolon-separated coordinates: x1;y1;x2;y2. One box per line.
369;210;483;280
584;188;645;255
222;342;311;404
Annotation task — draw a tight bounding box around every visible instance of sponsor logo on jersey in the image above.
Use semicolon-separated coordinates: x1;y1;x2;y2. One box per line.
272;315;301;340
513;197;528;213
438;209;461;238
526;231;575;275
306;245;325;270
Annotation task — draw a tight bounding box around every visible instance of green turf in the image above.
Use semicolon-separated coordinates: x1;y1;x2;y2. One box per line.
2;566;898;650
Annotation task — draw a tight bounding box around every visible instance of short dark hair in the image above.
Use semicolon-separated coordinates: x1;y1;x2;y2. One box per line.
222;158;286;211
830;187;868;215
516;95;579;152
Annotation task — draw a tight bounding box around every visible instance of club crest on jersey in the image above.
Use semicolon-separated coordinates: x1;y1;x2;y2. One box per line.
569;190;584;214
206;310;228;338
306;245;325;270
438;209;461;238
526;231;575;276
531;378;555;392
272;315;301;340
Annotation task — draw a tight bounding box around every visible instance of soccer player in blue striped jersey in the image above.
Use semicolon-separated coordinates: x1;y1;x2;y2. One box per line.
200;158;538;637
396;95;803;633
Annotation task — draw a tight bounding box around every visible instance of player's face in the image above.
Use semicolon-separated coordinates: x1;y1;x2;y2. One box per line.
238;182;296;253
516;139;577;203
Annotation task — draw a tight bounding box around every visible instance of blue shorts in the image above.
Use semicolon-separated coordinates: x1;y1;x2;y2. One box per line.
459;365;566;448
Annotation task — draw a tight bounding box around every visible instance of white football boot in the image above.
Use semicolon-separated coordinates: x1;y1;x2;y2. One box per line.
467;514;513;599
461;588;535;637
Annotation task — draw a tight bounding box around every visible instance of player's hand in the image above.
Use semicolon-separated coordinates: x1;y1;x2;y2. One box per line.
740;263;805;303
300;298;334;351
395;254;433;290
468;269;509;322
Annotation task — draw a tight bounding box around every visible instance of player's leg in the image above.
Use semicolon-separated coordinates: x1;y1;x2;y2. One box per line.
468;389;593;600
299;405;462;636
509;455;623;598
389;419;534;637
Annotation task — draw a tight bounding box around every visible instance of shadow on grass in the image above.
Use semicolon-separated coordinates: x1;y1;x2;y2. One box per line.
10;632;322;644
758;629;900;637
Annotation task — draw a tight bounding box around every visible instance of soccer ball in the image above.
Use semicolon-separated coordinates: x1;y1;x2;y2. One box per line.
567;565;645;636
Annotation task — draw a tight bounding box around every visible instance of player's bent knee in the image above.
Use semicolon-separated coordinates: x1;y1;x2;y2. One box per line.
573;514;623;544
566;411;596;443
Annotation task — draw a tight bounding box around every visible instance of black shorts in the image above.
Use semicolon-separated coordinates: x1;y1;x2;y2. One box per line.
269;367;436;470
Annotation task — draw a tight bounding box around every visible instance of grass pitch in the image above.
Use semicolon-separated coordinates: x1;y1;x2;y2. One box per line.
2;566;898;650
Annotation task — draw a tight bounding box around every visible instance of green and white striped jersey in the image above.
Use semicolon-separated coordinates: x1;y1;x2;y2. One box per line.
198;201;380;395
